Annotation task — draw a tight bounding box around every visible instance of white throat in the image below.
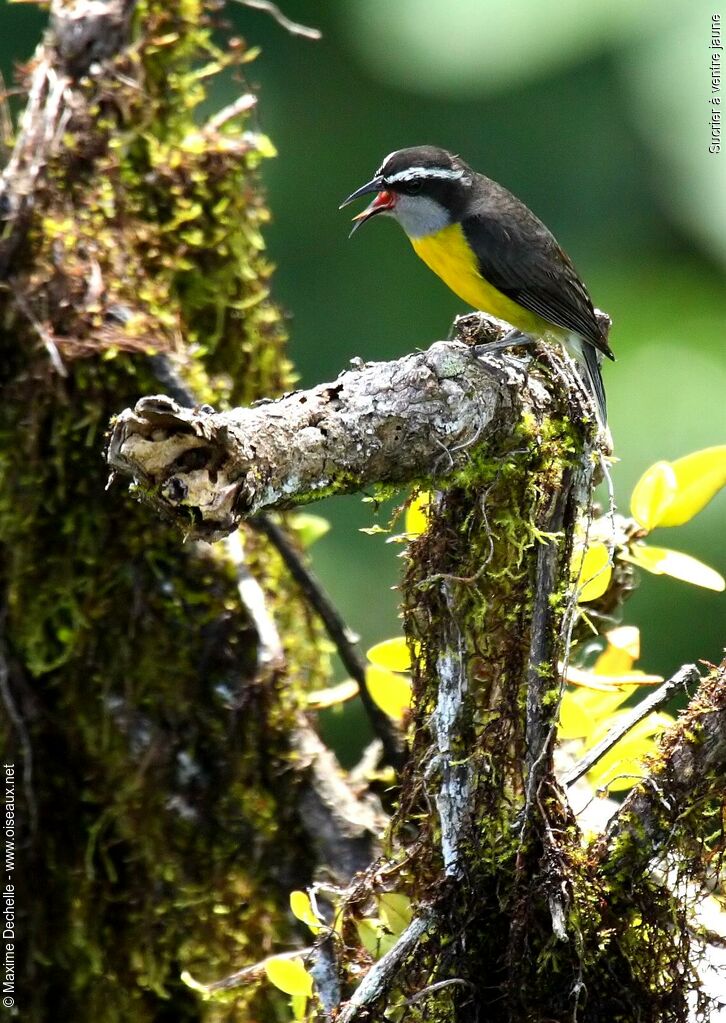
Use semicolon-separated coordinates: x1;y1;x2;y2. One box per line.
392;194;451;239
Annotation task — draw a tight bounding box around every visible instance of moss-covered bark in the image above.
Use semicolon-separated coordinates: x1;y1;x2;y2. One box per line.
390;410;587;1020
324;395;708;1022
0;4;326;1020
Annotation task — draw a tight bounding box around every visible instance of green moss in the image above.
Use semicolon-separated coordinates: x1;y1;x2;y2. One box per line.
377;390;702;1019
0;4;324;1021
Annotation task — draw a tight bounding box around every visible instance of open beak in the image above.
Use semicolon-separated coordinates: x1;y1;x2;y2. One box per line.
339;176;396;236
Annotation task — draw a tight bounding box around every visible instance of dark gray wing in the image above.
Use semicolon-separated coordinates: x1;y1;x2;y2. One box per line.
462;183;614;361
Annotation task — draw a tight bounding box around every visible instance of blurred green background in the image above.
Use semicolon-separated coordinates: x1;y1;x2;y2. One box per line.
2;0;724;755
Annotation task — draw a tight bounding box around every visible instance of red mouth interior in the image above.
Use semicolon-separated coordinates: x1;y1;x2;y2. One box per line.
351;189;396;227
373;189;394;209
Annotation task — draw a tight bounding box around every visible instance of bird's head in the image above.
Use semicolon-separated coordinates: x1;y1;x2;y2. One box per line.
340;146;474;239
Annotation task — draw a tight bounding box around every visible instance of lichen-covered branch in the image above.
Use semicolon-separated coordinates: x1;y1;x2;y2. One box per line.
107;323;557;540
597;659;726;873
336;913;433;1023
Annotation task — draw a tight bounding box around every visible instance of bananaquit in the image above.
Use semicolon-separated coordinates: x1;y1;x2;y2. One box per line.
340;146;613;425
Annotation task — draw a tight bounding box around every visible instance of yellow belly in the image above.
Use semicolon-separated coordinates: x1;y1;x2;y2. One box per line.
411;223;551;337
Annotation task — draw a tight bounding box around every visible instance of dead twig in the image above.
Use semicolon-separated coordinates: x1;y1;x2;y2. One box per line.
253;514;405;772
237;0;321;40
225;529;285;682
563;663;699;789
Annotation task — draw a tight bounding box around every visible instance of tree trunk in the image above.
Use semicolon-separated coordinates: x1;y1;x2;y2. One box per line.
1;4;368;1021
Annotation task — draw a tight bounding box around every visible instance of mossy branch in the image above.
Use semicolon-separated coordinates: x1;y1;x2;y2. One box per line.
106;317;581;540
104;259;725;1016
596;659;726;873
0;0;136;278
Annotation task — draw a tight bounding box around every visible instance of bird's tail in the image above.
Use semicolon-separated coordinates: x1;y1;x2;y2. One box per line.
565;333;607;428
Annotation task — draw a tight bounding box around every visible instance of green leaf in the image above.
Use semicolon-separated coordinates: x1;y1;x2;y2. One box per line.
656;446;726;527
356;917;382;956
289;512;331;547
625;544;725;592
264;956;313;996
378;893;412;936
355;917;397;958
291;993;309;1020
630;460;677;530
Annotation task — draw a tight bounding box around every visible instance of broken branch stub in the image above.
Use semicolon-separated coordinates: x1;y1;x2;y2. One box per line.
107;327;555;541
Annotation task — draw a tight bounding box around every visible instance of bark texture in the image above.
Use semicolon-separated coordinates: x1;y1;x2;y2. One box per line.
0;5;369;1022
106;329;554;539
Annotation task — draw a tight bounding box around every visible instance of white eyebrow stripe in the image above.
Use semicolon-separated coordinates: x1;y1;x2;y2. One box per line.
377;151;399;176
384;167;467;183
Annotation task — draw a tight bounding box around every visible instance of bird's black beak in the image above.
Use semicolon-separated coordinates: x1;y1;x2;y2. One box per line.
339;176;384;208
339;176;395;236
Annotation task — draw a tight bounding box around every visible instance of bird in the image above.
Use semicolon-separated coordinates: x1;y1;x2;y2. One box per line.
340;145;613;426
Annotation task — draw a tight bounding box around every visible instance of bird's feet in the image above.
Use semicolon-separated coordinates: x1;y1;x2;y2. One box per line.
470;328;536;358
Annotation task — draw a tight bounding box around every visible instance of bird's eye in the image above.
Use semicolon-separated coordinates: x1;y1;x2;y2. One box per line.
407;180;423;195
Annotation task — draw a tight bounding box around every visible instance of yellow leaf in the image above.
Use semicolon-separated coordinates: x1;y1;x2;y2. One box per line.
290;890;321;933
377;893;412;936
593;645;634;677
291;993;309;1020
626;544;725;592
602;625;640;661
559;686;630;740
564;665;627;691
307;679;360;710
657;446;726;527
573;542;612;602
264;957;313;997
367;637;412;672
571;626;656;685
565;665;662;690
630;460;677;530
406;491;431;536
587;711;675;792
366;665;412;721
558;690;593;740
